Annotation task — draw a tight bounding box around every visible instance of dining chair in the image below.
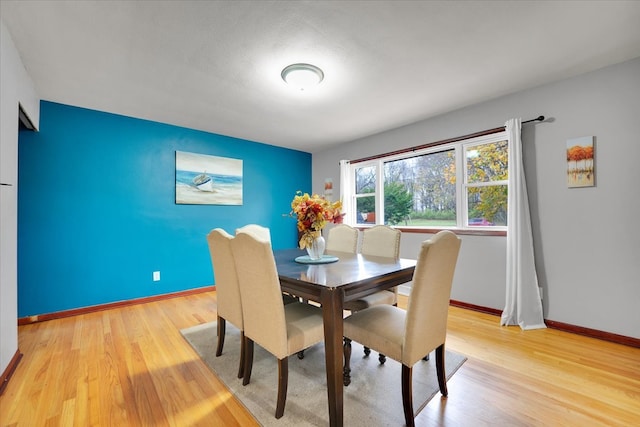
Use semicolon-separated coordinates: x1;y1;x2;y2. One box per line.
325;224;359;253
360;224;401;257
342;230;461;427
230;232;326;419
344;224;402;360
235;224;271;242
235;224;298;305
206;228;245;379
347;225;402;310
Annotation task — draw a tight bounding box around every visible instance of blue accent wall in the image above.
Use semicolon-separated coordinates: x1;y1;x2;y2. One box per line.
17;101;311;317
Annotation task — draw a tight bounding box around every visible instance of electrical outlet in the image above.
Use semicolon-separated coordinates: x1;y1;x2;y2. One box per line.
153;271;161;281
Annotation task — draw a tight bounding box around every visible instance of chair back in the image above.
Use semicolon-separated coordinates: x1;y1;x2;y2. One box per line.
230;232;288;358
361;225;401;258
326;224;359;253
403;230;461;366
235;224;271;242
206;229;243;328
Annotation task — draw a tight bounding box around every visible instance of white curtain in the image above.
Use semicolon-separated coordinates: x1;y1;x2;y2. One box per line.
501;118;546;330
339;160;354;225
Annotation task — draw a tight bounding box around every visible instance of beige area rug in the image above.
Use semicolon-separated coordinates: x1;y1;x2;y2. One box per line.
181;322;466;426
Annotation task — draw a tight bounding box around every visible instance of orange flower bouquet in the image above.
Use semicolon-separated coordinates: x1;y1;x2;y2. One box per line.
290;191;343;250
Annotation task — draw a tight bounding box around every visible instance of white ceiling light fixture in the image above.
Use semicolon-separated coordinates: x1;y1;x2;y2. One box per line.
281;63;324;91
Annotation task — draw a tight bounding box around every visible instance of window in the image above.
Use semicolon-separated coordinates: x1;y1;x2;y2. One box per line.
345;131;508;230
355;164;377;224
464;140;508;227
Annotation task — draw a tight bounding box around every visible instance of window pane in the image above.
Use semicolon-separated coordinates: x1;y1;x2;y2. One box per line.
467;185;507;226
356;195;376;224
384;151;456;226
355;165;376;194
383;157;415;225
466;140;508;183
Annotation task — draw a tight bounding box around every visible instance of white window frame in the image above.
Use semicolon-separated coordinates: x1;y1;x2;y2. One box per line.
345;130;508;230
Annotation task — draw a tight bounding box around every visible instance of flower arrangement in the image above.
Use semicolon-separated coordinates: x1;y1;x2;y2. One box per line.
290;191;343;249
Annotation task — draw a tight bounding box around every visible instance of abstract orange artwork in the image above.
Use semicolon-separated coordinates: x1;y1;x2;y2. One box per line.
566;136;595;188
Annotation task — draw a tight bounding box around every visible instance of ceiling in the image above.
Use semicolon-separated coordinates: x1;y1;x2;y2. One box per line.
3;1;640;153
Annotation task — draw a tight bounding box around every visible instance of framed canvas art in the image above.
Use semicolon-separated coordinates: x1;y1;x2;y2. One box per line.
566;136;595;188
324;178;333;198
175;151;243;205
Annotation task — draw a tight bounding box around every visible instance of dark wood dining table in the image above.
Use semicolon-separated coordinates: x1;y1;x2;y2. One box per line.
274;248;416;427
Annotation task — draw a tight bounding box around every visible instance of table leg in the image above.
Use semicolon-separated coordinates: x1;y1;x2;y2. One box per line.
320;287;344;427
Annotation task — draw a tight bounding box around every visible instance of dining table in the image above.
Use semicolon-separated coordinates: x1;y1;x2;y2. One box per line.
274;248;417;427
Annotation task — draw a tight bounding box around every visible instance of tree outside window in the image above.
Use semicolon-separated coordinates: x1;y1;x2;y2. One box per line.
465;140;508;226
384;151;456;226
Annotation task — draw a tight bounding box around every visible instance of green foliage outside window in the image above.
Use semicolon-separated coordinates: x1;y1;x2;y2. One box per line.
384;182;413;225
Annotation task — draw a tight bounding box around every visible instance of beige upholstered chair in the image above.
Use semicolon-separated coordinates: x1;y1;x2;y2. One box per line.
230;232;325;419
236;223;300;306
206;228;245;379
325;224;359;253
344;225;402;362
235;224;271;242
342;230;462;427
346;225;402;312
360;224;402;258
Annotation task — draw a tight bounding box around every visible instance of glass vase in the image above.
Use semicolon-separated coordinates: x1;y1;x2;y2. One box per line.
306;235;326;260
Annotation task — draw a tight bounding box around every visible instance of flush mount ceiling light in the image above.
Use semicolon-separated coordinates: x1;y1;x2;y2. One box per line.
281;63;324;91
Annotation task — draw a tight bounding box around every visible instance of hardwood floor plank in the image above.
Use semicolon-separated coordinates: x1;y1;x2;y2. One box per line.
59;398;75;426
1;291;638;426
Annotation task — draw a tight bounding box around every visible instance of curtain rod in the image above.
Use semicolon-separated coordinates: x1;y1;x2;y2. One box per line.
522;115;545;125
349;115;545;164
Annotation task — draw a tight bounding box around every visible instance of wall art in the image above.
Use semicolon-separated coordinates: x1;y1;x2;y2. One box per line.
175;151;243;205
324;178;333;199
566;136;595;188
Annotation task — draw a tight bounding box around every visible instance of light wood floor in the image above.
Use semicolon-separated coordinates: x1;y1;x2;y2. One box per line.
1;291;639;426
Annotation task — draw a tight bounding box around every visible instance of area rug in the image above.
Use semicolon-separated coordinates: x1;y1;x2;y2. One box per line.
181;322;466;426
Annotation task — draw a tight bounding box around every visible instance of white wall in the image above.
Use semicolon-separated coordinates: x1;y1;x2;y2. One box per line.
314;57;640;339
1;20;39;377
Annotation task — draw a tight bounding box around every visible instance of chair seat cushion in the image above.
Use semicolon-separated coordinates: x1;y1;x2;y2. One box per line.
343;305;406;362
283;302;325;357
343;290;397;312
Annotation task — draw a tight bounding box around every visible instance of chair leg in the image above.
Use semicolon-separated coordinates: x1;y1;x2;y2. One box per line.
237;330;245;379
242;337;254;386
216;316;226;357
343;338;352;386
275;358;289;419
435;343;448;397
353;308;372;358
401;364;415;427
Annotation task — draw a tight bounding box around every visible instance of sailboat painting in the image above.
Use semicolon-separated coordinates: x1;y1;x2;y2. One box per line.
175;151;243;205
